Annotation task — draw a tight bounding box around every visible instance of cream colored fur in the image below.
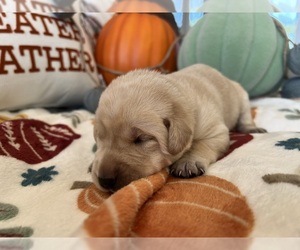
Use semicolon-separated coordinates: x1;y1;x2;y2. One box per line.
92;64;266;192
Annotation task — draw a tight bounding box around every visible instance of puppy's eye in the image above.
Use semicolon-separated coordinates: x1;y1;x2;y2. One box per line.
134;135;153;145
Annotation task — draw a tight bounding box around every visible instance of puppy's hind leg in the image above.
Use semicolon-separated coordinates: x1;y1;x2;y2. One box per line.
170;125;230;178
236;93;267;133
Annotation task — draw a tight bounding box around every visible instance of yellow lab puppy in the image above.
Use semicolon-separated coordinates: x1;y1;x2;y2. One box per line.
92;64;266;192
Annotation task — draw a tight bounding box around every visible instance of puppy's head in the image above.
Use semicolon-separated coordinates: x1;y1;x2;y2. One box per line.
92;70;193;192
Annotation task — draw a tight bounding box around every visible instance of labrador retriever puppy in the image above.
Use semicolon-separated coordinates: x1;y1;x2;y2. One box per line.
92;64;266;192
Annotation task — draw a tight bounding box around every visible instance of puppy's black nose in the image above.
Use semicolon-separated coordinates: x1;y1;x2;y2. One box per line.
98;177;116;190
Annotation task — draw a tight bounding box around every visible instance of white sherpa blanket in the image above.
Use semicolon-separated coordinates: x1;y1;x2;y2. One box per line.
0;98;299;241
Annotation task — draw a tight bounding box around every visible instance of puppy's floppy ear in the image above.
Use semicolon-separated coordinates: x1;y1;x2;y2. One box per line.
164;116;192;156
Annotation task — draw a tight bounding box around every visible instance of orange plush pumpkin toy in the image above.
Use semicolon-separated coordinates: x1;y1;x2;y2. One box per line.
95;13;178;85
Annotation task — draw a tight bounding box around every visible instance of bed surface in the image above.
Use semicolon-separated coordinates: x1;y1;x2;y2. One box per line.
0;97;300;240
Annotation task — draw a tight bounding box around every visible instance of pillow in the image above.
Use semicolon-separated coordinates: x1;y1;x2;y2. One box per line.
81;0;115;26
83;86;105;113
0;0;100;111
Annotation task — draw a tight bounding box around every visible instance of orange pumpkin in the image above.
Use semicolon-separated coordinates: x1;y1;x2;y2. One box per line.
110;0;176;13
108;0;179;35
109;0;168;13
95;13;178;85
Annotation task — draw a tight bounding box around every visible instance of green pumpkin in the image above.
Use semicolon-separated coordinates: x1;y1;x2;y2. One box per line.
178;0;287;98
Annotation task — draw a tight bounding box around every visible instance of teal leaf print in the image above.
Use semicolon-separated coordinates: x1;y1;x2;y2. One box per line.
0;238;33;250
88;162;92;173
275;138;300;151
285;115;300;120
21;166;58;187
92;143;97;153
278;108;294;113
0;227;34;237
0;203;19;221
278;109;300;120
263;174;300;187
62;111;87;128
70;181;93;190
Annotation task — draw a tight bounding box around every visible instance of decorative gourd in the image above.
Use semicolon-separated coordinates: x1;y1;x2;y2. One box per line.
288;44;300;75
178;0;288;98
95;13;178;85
109;0;179;35
281;77;300;99
109;0;172;13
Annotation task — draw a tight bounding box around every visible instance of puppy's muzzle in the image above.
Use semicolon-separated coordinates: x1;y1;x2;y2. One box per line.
93;158;141;192
98;177;116;190
92;154;119;191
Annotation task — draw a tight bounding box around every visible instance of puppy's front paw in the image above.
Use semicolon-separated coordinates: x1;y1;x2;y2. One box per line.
248;127;267;133
170;160;205;178
239;126;267;134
